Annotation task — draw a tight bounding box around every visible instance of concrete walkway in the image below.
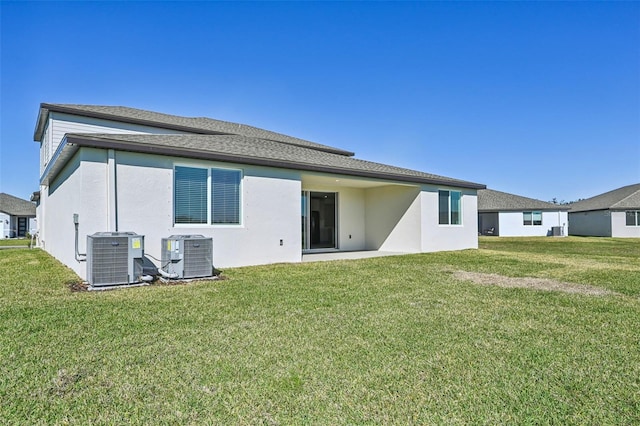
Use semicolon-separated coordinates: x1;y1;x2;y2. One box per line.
302;250;409;262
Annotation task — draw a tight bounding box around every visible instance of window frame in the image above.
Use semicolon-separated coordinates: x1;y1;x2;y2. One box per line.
173;164;243;227
523;211;543;226
438;189;463;226
626;210;640;227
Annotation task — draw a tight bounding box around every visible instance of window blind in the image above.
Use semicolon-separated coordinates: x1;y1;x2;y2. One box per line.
211;168;241;224
174;166;208;224
439;190;450;224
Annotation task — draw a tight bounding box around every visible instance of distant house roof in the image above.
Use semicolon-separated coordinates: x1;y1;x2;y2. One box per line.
477;189;569;212
0;193;36;216
569;184;640;213
43;133;485;189
34;103;355;156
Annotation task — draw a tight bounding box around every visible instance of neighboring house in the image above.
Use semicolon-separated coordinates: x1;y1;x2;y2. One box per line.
33;103;485;280
477;189;569;237
0;193;36;238
568;183;640;238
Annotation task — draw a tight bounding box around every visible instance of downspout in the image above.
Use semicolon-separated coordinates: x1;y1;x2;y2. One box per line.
107;149;118;232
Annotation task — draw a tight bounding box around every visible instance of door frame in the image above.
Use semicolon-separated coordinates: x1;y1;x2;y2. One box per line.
301;191;339;252
17;217;28;237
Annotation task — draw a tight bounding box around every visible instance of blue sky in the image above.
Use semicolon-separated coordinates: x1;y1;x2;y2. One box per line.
1;1;638;203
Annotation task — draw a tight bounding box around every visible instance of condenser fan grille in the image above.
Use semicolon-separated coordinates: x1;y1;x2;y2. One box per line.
183;239;213;278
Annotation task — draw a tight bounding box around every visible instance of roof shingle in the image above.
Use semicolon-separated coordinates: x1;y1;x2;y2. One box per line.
36;103;485;190
569;184;640;212
0;193;36;216
59;133;485;189
35;103;354;156
478;189;568;212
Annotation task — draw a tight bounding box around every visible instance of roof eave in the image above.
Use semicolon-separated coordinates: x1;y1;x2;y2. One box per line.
33;104;50;141
63;134;485;190
479;207;570;212
37;102;222;138
36;103;355;157
568;208;609;213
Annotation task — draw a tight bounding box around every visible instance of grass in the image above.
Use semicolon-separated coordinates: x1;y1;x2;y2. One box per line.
0;238;30;247
1;237;639;424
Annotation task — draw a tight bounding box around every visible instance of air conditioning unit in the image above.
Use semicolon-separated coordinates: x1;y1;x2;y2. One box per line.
551;226;563;237
86;232;144;286
161;235;213;279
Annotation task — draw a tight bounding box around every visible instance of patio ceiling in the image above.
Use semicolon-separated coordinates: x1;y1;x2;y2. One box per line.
301;172;418;189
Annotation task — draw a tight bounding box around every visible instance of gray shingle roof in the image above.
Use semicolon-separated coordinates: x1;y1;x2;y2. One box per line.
0;193;36;216
569;184;640;212
55;133;485;189
35;103;354;156
478;189;568;212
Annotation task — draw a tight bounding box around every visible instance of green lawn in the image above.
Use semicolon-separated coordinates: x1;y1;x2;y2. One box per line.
1;237;639;424
0;238;30;247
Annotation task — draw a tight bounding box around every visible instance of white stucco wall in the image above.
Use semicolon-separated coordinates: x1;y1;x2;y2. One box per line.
109;152;304;270
35;111;193;245
497;211;568;237
421;187;478;252
42;149;111;278
611;211;640;238
1;212;9;238
337;187;367;251
569;210;612;237
364;185;422;252
42;148;304;279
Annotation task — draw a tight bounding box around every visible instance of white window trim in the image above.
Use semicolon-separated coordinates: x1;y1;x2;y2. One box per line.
173;163;243;227
438;189;463;226
523;211;543;226
626;210;640;227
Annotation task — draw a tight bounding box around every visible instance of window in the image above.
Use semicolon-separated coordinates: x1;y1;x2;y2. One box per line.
174;166;241;225
175;166;208;224
523;211;542;226
211;168;241;224
626;211;640;226
439;190;462;225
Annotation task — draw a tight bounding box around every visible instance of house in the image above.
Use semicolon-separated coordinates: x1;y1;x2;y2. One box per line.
477;189;569;237
568;184;640;238
33;103;485;281
0;193;36;238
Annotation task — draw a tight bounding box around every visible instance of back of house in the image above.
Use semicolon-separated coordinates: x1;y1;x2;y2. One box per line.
568;184;640;238
477;189;569;237
32;103;485;282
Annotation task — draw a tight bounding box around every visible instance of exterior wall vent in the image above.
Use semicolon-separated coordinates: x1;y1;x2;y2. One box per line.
161;235;213;279
86;232;144;286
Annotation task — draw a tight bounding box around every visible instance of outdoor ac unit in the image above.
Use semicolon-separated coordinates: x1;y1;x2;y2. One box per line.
86;232;144;286
161;235;213;279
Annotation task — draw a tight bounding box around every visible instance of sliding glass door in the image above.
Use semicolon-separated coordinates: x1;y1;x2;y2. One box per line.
301;191;337;251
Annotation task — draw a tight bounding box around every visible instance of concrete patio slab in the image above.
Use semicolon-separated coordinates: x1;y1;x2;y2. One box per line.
302;251;409;262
